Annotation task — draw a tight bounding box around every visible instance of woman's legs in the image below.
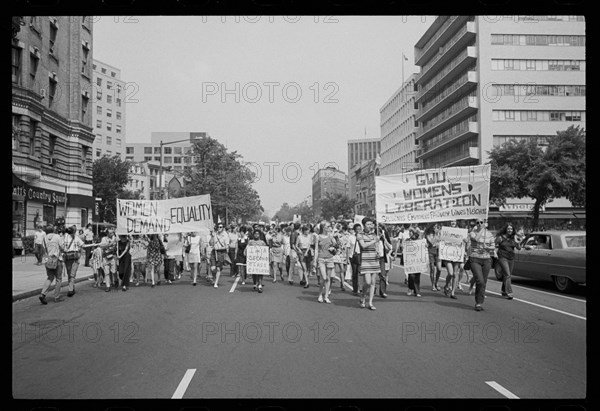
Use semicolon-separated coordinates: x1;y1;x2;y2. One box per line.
444;262;454;295
498;257;514;297
324;266;332;301
191;262;198;284
429;254;437;290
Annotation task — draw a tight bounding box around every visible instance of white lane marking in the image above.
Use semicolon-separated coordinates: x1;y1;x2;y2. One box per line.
344;281;353;290
229;276;240;293
392;264;586;320
486;290;586;321
172;369;196;399
508;283;586;303
486;381;519;399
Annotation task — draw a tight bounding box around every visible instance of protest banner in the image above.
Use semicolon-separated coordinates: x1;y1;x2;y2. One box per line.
375;165;491;224
403;239;429;274
438;226;468;262
246;245;270;275
116;194;213;235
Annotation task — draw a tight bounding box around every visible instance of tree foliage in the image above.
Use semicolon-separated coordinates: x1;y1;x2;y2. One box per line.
183;136;263;224
92;155;132;223
273;202;314;223
488;126;585;229
320;193;355;221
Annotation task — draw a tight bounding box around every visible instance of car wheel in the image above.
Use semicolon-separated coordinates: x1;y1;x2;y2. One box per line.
553;275;576;293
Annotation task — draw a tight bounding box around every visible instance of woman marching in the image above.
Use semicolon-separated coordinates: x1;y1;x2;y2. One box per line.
425;222;443;291
186;231;202;286
246;229;267;293
268;225;285;283
405;226;423;297
356;217;380;310
469;218;496;311
295;224;313;289
441;220;468;300
117;234;132;291
377;223;393;298
63;225;85;298
236;226;249;285
314;221;338;304
146;234;165;288
494;223;524;300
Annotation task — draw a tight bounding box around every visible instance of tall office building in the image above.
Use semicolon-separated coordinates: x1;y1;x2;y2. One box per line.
92;59;127;159
12;16;95;235
312;167;348;219
413;15;585;169
347;138;381;202
379;73;419;176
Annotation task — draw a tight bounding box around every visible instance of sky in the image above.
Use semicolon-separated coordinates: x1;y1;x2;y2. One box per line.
93;16;434;216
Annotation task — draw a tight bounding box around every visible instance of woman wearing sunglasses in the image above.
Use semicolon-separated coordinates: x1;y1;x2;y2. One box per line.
469;218;496;311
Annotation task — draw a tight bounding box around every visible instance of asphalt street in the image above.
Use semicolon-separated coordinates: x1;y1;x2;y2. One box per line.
12;263;586;399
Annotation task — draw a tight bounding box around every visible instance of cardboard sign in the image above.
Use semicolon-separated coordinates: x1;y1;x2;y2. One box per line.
438;226;468;262
246;245;270;275
403;239;429;274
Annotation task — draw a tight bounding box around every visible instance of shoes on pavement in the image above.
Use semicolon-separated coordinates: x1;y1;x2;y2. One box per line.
122;286;127;291
54;297;65;302
415;293;422;297
39;295;47;305
380;293;388;298
214;284;218;288
506;294;513;300
67;291;75;297
192;282;197;286
474;304;483;311
317;295;324;303
368;304;376;310
151;283;155;288
105;286;111;292
407;290;414;296
241;281;246;285
450;294;457;299
257;285;263;293
324;297;332;304
303;283;309;289
359;299;366;308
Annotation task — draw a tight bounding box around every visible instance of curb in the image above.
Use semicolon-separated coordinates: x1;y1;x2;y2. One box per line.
12;276;94;303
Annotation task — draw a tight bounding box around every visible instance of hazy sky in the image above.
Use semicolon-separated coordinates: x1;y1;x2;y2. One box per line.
93;16;433;216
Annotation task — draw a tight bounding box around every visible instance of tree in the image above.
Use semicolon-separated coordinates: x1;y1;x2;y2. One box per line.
488;126;585;229
119;189;143;200
184;136;264;224
273;203;293;222
320;193;355;221
92;155;132;223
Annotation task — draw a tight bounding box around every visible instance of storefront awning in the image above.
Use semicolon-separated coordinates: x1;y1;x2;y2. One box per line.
499;212;532;219
538;213;576;220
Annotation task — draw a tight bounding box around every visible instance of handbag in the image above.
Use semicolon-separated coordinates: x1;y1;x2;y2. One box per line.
463;259;471;271
43;239;59;269
64;237;80;261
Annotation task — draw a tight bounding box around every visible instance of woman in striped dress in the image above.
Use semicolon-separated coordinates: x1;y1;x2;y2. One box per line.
356;217;380;310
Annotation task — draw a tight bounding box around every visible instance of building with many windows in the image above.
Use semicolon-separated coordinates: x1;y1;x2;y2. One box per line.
413;15;585;169
379;73;419;176
92;59;126;159
352;159;379;218
347;138;380;203
124;132;210;171
312;167;348;219
12;16;95;236
412;15;585;224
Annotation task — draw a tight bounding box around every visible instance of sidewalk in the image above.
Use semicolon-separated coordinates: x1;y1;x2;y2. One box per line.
12;254;95;302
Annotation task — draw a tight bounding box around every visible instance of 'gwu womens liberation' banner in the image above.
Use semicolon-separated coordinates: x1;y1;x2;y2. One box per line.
116;194;213;235
375;165;491;224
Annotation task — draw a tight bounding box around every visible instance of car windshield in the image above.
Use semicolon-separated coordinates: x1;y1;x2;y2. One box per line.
564;235;586;248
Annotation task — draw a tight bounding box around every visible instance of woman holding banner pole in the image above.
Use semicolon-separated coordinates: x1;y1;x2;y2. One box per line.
469;218;496;311
246;229;267;292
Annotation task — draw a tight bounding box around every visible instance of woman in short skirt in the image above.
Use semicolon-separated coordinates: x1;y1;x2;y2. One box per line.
269;226;284;283
356;217;380;310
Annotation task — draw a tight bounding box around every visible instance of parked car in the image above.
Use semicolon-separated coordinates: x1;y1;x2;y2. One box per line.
512;230;586;293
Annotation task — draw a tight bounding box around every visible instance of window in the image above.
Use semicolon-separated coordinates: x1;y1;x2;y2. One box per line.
116;98;122;107
164;147;172;154
107;150;112;155
12;46;21;84
164;157;172;164
81;95;89;121
107;136;112;145
95;106;102;115
81;146;89;173
154;147;161;154
96;89;102;99
154;156;161;161
116;111;122;120
49;134;57;161
29;119;37;156
96;135;102;145
144;156;152;161
550;112;561;121
116;138;121;147
116;85;121;95
111;71;116;77
97;120;102;128
96;149;101;157
174;147;182;155
49;21;58;55
107;81;112;90
126;147;134;154
107;95;112;104
116;125;121;134
48;78;57;104
174;157;182;164
101;67;106;74
81;45;89;74
106;108;112;118
106;123;112;132
29;52;39;87
96;77;102;87
93;63;96;70
144;147;152;154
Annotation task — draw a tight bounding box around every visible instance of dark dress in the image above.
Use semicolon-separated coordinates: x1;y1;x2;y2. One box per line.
237;237;248;265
